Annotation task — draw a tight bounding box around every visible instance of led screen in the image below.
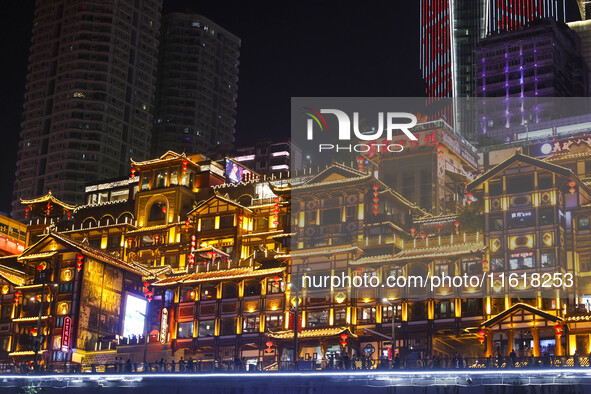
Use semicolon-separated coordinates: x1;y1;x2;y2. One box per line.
122;293;147;338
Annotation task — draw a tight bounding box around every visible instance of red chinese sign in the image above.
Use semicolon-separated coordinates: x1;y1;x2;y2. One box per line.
61;317;72;353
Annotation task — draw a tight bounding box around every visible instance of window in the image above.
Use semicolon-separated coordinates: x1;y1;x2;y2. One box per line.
267;278;284;294
434;300;454;319
242;316;260;333
539;208;554;225
461;298;483;317
177;321;193;338
200;284;216;300
170;169;178;186
265;315;283;330
491;256;504;272
222;282;238;299
489;181;503;196
59;282;74;294
321;208;341;225
541;251;555;267
434;263;452;276
507;175;533;194
148;201;166;222
244;280;261;296
334;308;347;325
198;320;214;337
578;216;590;230
306;210;317;226
357;307;376;323
219;215;234;229
490;215;503;231
538;174;553;190
307;310;329;327
345;206;357;222
220;318;236;336
201;217;215;231
462;259;482;275
509;211;534;228
154;169;168;188
509;252;535;270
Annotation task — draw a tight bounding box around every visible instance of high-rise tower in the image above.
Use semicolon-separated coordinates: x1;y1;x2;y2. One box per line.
152;13;240;157
12;0;162;219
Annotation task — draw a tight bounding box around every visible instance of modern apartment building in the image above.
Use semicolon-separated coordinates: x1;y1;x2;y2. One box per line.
12;0;162;220
152;13;240;157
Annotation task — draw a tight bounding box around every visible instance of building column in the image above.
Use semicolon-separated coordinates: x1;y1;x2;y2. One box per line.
532;327;540;357
486;330;493;357
507;329;514;355
555;332;563;356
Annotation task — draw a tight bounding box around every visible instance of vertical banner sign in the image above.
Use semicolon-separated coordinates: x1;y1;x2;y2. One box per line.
160;308;168;344
61;317;72;353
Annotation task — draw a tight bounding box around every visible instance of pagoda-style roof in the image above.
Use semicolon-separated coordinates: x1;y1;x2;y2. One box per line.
131;151;201;169
349;241;485;265
480;303;562;329
20;191;76;211
267;326;356;340
0;257;25;286
291;163;427;216
467;151;590;195
19;230;152;277
188;193;253;217
151;266;285;286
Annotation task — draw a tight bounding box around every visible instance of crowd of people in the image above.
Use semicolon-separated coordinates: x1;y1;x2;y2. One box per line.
3;351;591;374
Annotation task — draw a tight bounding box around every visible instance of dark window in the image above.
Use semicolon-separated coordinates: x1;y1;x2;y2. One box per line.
222;282;238;298
539;208;554;225
507;175;533;194
59;282;74;294
219;215;234;228
201;217;215;231
490;214;503;231
242;316;260;333
461;298;483;317
578;216;590;230
489;181;503;196
538;174;553;190
509;211;534;228
321;208;341;225
265;315;283;330
148;201;166;222
220;318;236;336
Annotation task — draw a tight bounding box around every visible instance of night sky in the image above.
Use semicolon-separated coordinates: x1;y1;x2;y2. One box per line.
0;1;582;215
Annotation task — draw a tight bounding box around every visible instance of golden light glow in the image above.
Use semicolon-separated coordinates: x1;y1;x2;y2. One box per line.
1;285;9;295
335;292;346;304
58;302;69;315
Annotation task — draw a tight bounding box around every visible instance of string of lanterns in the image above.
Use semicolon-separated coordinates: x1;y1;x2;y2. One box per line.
372;185;379;215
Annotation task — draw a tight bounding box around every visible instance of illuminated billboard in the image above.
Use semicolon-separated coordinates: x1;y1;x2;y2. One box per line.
225;159;244;183
122;293;147;338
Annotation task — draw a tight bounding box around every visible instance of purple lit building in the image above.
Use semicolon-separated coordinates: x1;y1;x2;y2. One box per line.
474;18;589;141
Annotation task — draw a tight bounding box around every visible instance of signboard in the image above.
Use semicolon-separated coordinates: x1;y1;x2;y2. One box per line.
363;344;375;356
61;317;72;353
123;293;147;338
160;308;169;344
288;311;302;333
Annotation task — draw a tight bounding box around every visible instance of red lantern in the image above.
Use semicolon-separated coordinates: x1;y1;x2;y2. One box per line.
266;341;273;348
273;276;280;286
372;184;379;191
185;220;191;232
67;212;72;220
477;329;486;337
30;328;38;337
24;207;29;218
340;334;348;340
146;290;153;302
14;291;21;303
36;264;44;271
410;227;416;237
340;341;347;346
182;159;189;174
478;336;485;344
569;180;576;194
273;197;280;203
372;208;379;215
130;168;136;179
76;253;84;272
357;157;364;170
454;221;460;233
420;233;426;240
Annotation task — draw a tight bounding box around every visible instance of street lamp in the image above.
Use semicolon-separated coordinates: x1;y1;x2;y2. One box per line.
382;298;396;363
